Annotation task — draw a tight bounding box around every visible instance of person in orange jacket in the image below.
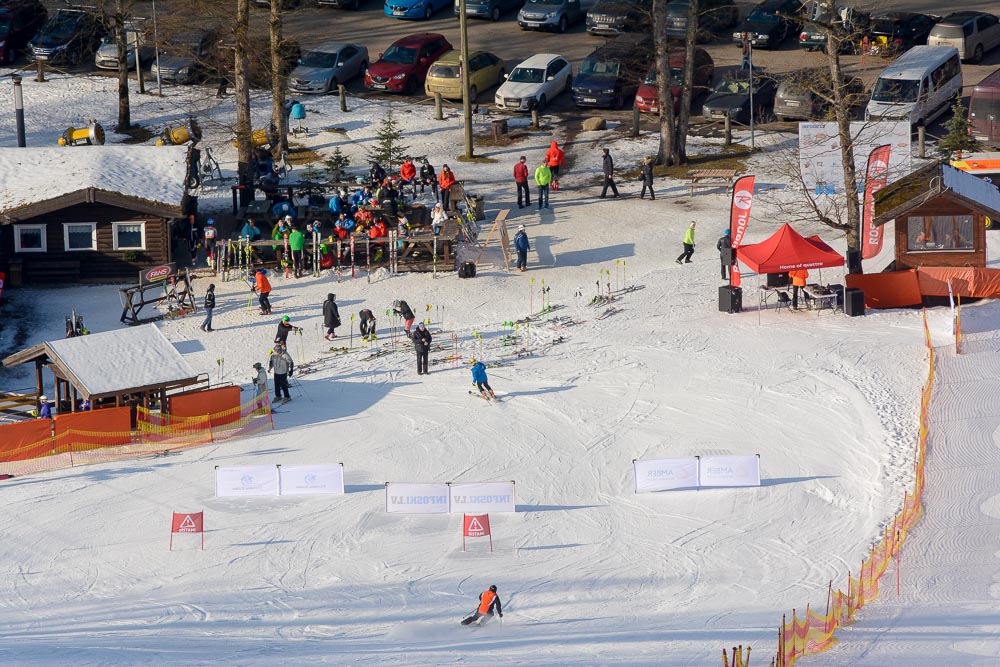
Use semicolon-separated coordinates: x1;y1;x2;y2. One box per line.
789;268;809;310
438;164;457;212
545;140;566;190
461;584;503;625
399;156;417;200
253;269;272;315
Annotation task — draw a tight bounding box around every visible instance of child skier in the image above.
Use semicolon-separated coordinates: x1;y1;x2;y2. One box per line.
252;362;268;409
461;585;503;626
471;359;495;400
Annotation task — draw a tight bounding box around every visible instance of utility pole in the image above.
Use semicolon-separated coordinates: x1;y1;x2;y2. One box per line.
151;0;162;95
12;75;25;147
459;0;473;158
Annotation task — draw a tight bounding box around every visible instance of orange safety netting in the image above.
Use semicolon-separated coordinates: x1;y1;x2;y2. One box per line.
0;391;274;477
773;310;934;666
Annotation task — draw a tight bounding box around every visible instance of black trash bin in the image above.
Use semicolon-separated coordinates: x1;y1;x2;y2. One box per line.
719;285;742;313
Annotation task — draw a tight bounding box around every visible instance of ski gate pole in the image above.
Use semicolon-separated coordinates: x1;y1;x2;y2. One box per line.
350;313;355;349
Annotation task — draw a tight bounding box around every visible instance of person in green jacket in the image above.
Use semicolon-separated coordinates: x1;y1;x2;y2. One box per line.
534;162;552;211
288;225;306;278
676;221;696;264
271;218;289;267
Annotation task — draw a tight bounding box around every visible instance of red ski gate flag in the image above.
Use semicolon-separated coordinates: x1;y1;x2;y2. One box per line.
729;175;756;287
462;514;493;552
170;511;204;550
862;144;892;260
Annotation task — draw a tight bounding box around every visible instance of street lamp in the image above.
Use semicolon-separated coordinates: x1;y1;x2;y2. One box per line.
12;74;25;147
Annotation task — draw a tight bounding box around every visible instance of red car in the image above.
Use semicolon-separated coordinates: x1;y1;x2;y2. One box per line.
364;32;452;94
634;47;714;115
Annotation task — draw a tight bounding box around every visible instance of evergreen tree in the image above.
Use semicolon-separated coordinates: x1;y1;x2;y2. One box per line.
365;106;409;173
937;100;981;159
324;147;351;183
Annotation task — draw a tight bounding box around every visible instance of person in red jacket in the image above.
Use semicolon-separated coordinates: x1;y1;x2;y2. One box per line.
399;156;417;200
253;269;272;315
513;155;531;209
438;164;457;212
545;140;566;190
461;585;503;625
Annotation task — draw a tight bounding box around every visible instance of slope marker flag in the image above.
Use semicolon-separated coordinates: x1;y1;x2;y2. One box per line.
170;511;204;550
463;513;493;552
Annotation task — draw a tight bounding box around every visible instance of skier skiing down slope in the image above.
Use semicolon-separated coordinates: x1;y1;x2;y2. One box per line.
461;585;503;625
393;300;416;337
471;359;496;399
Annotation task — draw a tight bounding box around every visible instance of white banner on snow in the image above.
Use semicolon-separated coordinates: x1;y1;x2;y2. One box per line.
633;457;700;493
216;465;280;497
385;482;450;514
449;481;515;513
799;121;911;194
279;464;345;496
698;455;760;488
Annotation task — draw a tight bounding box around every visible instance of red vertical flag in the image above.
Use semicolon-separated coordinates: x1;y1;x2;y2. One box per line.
729;175;756;287
862;144;892;260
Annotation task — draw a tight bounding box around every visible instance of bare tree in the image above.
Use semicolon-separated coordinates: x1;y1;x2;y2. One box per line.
269;0;289;155
111;0;135;132
234;0;254;205
652;0;697;166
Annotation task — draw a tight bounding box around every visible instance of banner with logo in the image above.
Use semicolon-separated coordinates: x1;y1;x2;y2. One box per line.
633;457;700;493
385;482;450;514
861;144;892;260
698;455;760;488
729;175;756;287
139;262;178;287
215;465;280;497
279;464;345;496
449;481;515;513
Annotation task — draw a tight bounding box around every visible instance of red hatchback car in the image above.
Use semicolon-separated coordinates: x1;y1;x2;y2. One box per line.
634;47;714;115
364;32;452;94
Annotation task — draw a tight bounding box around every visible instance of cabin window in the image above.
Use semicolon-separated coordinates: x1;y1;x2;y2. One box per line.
906;215;975;251
113;221;146;250
13;224;47;253
63;223;97;251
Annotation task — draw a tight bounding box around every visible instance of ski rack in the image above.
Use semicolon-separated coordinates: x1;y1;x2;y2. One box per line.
119;269;197;325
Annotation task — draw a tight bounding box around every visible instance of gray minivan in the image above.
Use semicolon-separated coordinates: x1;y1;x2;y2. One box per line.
928;11;1000;64
774;68;866;121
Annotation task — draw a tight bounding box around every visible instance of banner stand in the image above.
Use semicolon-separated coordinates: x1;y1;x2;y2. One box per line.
463;513;493;553
170;511;204;551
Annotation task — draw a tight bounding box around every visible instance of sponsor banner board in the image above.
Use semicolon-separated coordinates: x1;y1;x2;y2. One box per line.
633;457;699;493
215;465;280;497
385;482;450;514
279;464;345;496
699;455;760;488
449;481;515;513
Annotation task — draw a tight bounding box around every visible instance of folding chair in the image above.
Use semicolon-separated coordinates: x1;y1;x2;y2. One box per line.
776;291;792;312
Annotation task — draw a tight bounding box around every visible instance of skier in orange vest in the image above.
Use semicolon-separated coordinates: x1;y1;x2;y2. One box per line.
461;584;503;625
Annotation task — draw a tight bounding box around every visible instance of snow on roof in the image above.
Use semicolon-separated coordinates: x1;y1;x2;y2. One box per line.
46;324;198;398
0;145;189;216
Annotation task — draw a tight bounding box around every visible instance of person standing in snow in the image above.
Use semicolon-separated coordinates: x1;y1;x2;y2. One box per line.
461;585;503;625
252;362;268;406
413;322;432;375
545;140;565;190
790;268;809;310
288;225;306;278
534;161;552;211
514;225;530;272
275;315;301;345
676;222;696;264
254;269;272;315
203;218;218;267
200;283;216;332
438;164;457;212
419;159;438;201
359;308;376;341
717;229;732;280
393;299;416;338
323;293;341;341
470;359;495;399
639;157;655;200
268;343;294;404
514;156;531;209
599;148;620;199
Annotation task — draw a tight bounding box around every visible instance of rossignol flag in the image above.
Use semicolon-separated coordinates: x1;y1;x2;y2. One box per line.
729;175;756;287
862;144;892;260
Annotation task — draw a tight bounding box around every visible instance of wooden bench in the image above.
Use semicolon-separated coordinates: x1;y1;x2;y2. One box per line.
686;169;741;196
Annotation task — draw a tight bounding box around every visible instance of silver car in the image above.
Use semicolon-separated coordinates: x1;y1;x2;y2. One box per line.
288;42;369;94
150;30;218;84
928;11;1000;64
94;24;152;71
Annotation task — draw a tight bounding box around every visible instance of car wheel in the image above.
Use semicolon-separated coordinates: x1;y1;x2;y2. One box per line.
563;75;572;93
357;61;367;82
614;91;624;110
405;76;419;95
468;85;478;101
491;7;500;21
558;15;568;33
973;44;984;64
424;5;433;18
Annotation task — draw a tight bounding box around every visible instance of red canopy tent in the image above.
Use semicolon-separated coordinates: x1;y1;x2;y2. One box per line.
736;223;844;273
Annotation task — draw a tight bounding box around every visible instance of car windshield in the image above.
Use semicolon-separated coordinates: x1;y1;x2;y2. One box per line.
872;77;919;103
430;63;461;78
526;0;563;5
301;51;338;68
508;67;544;83
970;94;1000;119
381;45;417;65
579;59;620;78
715;79;750;94
44;15;81;41
746;9;779;24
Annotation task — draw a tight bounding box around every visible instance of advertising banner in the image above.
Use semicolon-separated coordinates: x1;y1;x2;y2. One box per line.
861;144;892;260
215;465;280;497
279;464;345;496
139;262;178;287
385;482;450;514
698;455;760;488
799;121;910;194
449;481;515;513
633;457;700;493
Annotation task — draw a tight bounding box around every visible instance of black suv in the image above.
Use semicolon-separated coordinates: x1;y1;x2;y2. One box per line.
733;0;804;50
586;0;651;36
29;8;104;65
571;33;651;108
665;0;740;42
0;0;46;64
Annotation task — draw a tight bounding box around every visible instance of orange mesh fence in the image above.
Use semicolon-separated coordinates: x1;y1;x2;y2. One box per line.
168;386;242;427
774;311;935;666
0;390;273;478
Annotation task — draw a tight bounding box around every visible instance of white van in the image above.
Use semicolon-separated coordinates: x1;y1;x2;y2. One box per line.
865;45;963;127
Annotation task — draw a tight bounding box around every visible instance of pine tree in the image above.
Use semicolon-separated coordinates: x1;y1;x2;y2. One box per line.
365;105;409;173
936;100;981;159
324;147;351;183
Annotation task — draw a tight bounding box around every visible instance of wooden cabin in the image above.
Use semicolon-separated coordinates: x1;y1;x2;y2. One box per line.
0;146;191;284
873;162;1000;270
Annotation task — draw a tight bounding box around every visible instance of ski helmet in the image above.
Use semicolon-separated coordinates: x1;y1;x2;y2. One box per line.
489;585;497;593
282;316;290;322
207;218;215;225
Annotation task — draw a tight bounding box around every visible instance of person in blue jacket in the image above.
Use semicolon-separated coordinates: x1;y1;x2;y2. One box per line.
38;395;53;419
513;225;530;272
470;359;495;399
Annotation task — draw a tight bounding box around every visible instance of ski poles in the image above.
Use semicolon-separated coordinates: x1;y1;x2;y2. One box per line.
350;313;355;349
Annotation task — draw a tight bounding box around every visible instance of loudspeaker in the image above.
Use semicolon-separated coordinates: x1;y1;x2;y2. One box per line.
719;285;742;314
459;261;476;279
847;249;862;275
845;288;865;317
720;246;734;265
766;271;790;287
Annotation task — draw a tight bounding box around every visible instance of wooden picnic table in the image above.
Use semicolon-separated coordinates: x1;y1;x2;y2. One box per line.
686;169;741;196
